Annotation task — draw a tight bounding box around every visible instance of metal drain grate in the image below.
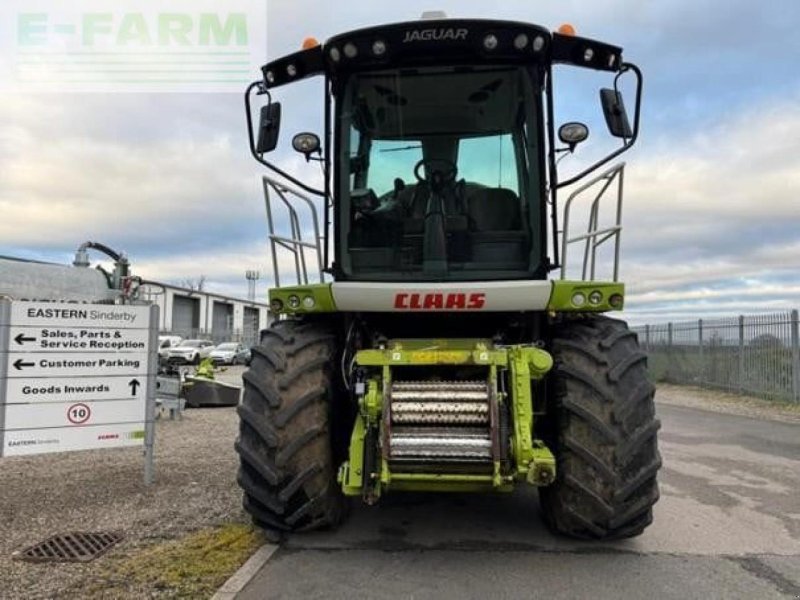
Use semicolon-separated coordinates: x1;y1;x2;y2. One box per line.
13;531;124;563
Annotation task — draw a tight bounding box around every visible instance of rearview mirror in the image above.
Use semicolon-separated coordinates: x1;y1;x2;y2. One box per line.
256;102;281;154
600;89;632;138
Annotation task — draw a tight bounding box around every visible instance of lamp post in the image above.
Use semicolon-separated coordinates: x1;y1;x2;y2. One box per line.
245;270;260;302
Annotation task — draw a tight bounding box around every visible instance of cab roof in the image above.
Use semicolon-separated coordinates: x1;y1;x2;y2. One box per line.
261;18;624;90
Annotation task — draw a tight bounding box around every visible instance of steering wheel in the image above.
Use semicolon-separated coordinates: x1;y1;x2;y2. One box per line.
413;158;458;188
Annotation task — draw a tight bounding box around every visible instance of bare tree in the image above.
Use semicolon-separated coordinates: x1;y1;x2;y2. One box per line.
181;275;207;294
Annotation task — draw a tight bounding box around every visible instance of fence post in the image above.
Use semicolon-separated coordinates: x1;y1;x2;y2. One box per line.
698;319;704;385
791;309;800;404
645;324;650;353
667;322;673;382
738;315;745;394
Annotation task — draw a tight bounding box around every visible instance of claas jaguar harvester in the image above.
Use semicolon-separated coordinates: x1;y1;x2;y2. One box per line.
238;14;661;540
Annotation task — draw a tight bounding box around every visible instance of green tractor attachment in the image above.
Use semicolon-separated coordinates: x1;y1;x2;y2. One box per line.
338;339;555;500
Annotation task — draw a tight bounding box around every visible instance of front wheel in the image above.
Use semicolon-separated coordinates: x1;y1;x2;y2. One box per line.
235;319;347;538
539;315;661;540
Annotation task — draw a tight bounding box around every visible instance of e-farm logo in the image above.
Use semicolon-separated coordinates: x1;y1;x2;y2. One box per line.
1;1;266;93
18;13;249;48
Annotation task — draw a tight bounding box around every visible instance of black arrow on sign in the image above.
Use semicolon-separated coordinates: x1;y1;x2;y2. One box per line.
129;379;141;396
14;334;36;346
13;359;35;371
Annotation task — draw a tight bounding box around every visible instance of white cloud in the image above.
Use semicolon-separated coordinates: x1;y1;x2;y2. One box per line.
609;96;800;322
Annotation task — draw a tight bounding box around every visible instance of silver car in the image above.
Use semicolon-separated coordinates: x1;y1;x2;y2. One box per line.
210;342;249;365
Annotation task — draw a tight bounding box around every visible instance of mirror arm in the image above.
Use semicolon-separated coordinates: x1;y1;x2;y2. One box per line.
245;80;327;198
555;62;642;189
300;151;324;163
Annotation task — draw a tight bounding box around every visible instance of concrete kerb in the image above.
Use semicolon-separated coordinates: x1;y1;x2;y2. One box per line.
211;543;280;600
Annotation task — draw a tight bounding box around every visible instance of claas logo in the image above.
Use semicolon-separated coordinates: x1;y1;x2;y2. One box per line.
394;293;486;310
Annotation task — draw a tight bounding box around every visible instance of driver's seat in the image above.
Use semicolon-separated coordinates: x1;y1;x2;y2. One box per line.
407;180;467;219
401;180;469;264
466;187;527;267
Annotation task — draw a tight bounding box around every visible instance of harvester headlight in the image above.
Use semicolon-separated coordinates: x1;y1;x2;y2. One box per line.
513;34;529;50
329;47;341;62
609;294;624;309
287;295;301;309
286;63;297;77
589;290;603;305
270;299;284;312
583;47;594;62
302;295;316;309
483;34;498;51
571;292;586;307
532;35;545;52
265;70;276;84
372;40;387;56
344;42;358;59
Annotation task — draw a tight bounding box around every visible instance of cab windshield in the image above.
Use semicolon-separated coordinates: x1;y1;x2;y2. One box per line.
337;64;543;281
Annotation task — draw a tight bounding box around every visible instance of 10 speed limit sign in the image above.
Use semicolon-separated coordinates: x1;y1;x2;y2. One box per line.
67;403;91;425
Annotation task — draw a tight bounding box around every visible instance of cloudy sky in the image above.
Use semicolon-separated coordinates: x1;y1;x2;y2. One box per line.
1;0;798;324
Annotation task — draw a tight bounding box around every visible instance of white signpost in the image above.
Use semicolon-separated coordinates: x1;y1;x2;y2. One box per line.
0;299;159;484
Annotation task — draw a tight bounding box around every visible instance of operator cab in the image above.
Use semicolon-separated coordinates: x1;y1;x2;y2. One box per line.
246;17;640;286
342;64;539;279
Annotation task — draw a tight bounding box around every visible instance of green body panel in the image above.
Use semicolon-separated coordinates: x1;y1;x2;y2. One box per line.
339;338;556;496
338;416;366;495
357;338;507;367
506;347;556;484
548;280;625;312
383;473;513;493
338;379;382;499
268;283;336;314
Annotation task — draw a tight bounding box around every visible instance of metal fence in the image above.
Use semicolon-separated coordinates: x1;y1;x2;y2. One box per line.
632;310;800;403
159;328;259;347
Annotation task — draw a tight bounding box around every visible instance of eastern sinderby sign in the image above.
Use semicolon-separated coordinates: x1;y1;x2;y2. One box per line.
0;299;158;464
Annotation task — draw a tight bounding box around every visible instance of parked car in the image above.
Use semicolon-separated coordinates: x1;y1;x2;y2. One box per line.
167;339;215;365
210;342;249;366
158;335;183;360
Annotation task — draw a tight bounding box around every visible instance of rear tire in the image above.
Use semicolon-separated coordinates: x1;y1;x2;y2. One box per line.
539;315;661;539
235;319;347;538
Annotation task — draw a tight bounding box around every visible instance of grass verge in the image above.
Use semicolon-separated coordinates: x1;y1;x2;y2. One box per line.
83;523;265;599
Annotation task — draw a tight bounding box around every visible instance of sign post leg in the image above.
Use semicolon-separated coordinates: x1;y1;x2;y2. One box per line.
143;305;160;485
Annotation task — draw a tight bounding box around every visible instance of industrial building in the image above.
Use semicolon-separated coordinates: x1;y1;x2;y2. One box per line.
140;283;269;345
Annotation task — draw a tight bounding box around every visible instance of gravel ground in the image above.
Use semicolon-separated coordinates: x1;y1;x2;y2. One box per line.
0;367;248;600
656;383;800;424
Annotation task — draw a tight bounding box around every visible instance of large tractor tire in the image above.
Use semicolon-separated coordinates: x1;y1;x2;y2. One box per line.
235;319;346;538
539;315;661;539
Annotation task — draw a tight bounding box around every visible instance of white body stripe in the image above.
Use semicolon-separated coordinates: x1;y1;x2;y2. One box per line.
331;281;553;312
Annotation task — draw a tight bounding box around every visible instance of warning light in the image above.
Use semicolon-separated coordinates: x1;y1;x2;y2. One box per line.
302;37;320;50
557;23;576;36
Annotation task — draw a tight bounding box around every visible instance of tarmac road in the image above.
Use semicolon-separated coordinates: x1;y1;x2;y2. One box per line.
237;403;800;599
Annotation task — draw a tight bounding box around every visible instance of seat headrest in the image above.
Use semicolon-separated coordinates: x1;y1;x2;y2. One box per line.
468;188;521;231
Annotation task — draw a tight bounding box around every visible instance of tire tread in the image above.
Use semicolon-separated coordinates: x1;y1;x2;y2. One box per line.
540;315;661;540
235;319;346;536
